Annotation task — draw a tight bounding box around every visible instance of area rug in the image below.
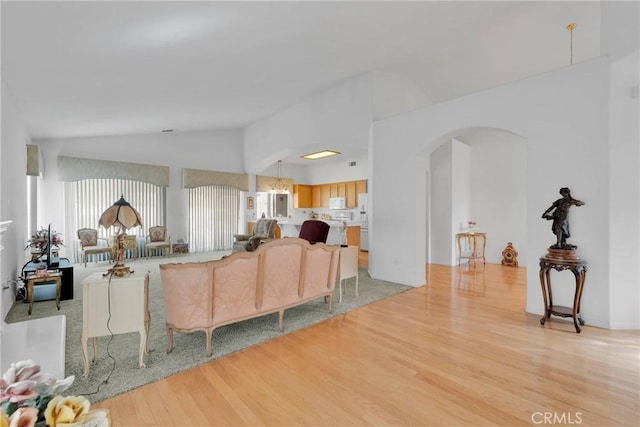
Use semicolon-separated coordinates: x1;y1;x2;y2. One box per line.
4;251;411;403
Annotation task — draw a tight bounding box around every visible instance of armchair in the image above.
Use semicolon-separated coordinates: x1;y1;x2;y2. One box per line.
145;226;171;258
77;228;112;267
233;218;277;252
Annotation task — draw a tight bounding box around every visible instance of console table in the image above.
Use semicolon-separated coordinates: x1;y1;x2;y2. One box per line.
25;271;61;315
539;254;587;333
456;232;487;267
81;271;150;378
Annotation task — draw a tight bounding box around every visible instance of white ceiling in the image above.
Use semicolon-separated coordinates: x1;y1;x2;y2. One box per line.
2;1;601;144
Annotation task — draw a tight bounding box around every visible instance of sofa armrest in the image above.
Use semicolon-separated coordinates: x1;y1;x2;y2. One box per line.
234;234;252;242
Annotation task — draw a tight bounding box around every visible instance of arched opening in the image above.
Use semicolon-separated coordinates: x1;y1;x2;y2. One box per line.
419;127;527;268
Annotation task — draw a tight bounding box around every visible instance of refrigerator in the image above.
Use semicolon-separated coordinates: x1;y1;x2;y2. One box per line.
358;193;368;251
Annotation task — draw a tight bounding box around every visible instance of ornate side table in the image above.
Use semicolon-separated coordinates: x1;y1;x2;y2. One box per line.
25;271;62;315
539;250;587;333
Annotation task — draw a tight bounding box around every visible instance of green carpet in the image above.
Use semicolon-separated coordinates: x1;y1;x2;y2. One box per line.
4;251;411;404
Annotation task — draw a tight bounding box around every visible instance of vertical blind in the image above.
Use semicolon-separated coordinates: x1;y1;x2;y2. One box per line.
188;185;239;252
65;179;165;262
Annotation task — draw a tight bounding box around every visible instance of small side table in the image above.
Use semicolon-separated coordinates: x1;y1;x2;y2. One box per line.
339;246;359;303
25;272;62;315
539;254;587;333
172;243;189;254
456;232;487;267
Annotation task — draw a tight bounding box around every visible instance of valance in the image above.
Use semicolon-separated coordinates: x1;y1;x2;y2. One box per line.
57;156;170;187
256;175;293;193
182;168;249;191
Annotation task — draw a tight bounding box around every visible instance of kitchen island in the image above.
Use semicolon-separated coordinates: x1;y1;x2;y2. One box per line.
277;219;360;246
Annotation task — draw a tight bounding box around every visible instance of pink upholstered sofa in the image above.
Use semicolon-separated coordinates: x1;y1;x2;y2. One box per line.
160;237;340;356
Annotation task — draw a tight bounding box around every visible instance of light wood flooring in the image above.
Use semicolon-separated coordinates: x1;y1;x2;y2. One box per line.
95;258;639;426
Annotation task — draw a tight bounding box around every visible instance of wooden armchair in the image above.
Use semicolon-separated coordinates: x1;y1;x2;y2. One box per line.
77;228;112;267
145;226;171;258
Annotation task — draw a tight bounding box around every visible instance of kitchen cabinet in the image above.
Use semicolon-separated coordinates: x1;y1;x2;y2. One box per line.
311;186;322;208
293;184;312;208
346;225;361;248
305;180;368;209
320;184;331;208
346;181;357;208
330;184;338;198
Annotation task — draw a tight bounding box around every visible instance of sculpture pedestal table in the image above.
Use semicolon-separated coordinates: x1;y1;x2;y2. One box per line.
539;252;587;333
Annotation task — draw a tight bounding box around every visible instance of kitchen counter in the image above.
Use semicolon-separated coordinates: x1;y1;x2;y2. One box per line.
276;218;362;227
276;218;360;245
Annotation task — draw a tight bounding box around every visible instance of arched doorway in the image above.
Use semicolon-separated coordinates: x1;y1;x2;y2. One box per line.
421;127;527;267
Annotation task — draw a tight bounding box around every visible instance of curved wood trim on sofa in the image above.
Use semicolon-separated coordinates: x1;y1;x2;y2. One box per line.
160;238;340;356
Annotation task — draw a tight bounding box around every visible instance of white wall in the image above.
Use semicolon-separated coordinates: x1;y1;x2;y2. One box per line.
0;80;30;324
244;73;373;175
304;151;368;185
372;57;617;328
608;50;640;329
35;129;244;249
460;130;527;264
371;69;432;121
430;139;472;266
430;142;453;266
451;139;471;259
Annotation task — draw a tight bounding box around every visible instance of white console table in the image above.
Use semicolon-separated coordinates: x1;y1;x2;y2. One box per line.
339;245;359;303
81;272;149;379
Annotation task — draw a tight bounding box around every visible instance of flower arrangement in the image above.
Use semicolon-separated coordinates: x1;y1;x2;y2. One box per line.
25;228;64;252
0;360;109;427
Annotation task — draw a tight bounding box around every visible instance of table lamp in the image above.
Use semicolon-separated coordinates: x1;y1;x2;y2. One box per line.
99;195;142;277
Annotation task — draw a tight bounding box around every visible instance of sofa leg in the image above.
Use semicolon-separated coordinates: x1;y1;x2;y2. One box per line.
206;329;213;357
278;310;284;332
166;327;174;354
327;295;333;313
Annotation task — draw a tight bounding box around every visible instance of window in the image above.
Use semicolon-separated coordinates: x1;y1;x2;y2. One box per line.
65;179;165;261
188;186;240;252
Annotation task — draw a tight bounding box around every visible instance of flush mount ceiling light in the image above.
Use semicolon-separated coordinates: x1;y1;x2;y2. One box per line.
300;150;341;160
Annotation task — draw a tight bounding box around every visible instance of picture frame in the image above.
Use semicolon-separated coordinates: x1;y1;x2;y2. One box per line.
247;196;254;210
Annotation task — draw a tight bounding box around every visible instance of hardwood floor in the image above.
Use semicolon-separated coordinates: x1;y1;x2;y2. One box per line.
95;261;639;426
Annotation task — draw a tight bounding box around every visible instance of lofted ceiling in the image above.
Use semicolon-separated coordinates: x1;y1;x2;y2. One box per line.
2;1;601;163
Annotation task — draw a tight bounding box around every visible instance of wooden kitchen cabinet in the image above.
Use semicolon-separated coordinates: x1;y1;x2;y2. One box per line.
345;181;357;208
330;183;338;198
311;185;322;208
307;180;368;208
293;184;312;208
320;184;331;208
346;225;361;248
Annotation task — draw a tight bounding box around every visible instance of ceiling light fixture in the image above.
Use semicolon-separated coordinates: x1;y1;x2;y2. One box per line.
566;22;577;65
301;150;341;160
271;160;288;193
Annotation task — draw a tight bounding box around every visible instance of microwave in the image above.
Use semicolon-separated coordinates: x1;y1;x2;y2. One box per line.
329;197;346;210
